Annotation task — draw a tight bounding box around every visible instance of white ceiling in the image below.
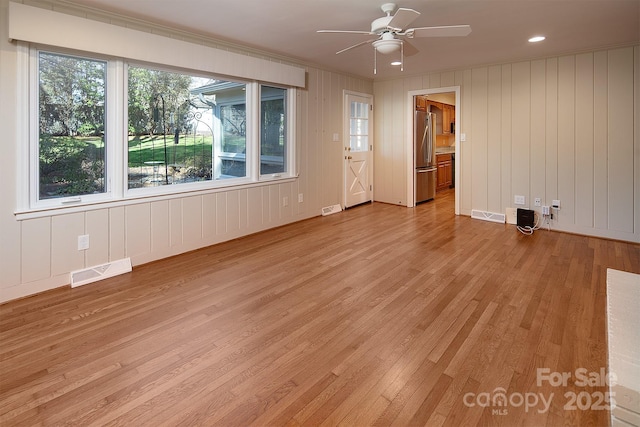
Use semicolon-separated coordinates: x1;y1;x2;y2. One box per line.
62;0;640;80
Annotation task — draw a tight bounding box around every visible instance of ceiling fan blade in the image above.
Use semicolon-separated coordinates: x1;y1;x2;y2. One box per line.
401;39;419;57
336;38;378;55
317;30;372;35
409;25;472;38
387;8;420;31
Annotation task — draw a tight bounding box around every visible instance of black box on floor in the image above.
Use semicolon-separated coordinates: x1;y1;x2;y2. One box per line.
517;208;535;228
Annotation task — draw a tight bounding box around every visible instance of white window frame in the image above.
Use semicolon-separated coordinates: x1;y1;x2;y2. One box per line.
28;47;118;210
258;84;296;180
217;99;248;180
123;63;255;198
16;43;297;216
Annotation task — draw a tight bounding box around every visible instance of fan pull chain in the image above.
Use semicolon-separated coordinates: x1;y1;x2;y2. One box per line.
374;47;377;75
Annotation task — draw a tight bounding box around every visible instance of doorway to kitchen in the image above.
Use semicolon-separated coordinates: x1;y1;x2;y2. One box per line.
406;87;460;215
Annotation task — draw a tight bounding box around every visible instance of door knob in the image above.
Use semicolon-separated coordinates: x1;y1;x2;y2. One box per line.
346;156;352;160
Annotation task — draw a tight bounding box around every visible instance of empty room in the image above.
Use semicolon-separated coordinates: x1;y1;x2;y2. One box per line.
1;0;639;425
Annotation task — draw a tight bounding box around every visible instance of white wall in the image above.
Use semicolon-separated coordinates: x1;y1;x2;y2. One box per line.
374;47;640;243
0;0;373;302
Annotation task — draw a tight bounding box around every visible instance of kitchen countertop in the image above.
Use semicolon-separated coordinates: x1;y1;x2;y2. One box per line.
436;146;456;154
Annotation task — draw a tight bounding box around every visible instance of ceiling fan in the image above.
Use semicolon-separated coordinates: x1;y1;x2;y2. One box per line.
317;3;471;73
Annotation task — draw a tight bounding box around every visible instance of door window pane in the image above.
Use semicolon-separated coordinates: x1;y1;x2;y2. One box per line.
38;52;106;199
349;101;369;152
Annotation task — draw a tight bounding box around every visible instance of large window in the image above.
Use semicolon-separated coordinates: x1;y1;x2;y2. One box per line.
25;47;295;211
37;52;106;201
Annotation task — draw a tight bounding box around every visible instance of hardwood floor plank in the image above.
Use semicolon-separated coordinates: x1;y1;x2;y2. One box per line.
1;191;638;426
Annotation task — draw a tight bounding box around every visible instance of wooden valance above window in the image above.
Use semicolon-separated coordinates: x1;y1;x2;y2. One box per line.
8;2;306;88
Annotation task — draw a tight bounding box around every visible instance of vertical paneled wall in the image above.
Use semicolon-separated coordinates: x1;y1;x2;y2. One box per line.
0;0;373;302
374;46;639;243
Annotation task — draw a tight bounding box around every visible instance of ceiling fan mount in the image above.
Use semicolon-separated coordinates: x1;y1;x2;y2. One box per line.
380;3;396;15
317;2;471;73
371;3;399;33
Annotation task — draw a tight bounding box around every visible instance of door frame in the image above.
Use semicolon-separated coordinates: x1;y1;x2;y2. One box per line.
343;90;374;208
406;86;460;215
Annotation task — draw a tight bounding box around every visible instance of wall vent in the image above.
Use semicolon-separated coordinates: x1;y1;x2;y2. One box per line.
70;258;132;288
321;204;342;216
471;209;506;224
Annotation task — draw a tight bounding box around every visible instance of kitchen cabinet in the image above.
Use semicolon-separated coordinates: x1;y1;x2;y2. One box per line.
442;104;455;135
425;101;455;135
426;100;442;111
415;96;427;111
436;153;452;191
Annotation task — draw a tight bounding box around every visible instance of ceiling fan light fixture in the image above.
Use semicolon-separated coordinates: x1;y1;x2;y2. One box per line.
318;3;471;75
372;38;402;54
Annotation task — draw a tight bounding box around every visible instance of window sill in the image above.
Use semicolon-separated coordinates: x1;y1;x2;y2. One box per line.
14;176;297;221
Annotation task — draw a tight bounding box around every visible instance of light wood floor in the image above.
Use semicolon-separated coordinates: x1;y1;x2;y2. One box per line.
1;190;639;426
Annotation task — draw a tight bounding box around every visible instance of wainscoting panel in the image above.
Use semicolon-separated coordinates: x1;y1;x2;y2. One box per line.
20;217;51;284
51;212;84;277
86;209;110;268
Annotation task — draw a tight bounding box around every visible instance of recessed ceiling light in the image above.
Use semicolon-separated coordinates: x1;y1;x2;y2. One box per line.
391;61;402;66
528;36;546;43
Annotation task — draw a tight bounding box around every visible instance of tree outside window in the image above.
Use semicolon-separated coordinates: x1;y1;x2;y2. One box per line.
38;52;106;199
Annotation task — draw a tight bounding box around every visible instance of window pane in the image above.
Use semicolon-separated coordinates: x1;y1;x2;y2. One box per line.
219;103;246;178
38;52;106;199
260;86;286;175
349;101;369;152
127;67;246;188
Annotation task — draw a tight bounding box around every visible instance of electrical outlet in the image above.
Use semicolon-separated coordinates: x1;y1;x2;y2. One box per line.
542;206;550;215
552;199;561;209
298;193;303;203
514;195;525;205
534;197;541;207
78;234;89;251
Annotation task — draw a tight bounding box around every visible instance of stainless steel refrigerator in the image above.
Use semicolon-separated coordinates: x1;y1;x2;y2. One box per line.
415;110;437;203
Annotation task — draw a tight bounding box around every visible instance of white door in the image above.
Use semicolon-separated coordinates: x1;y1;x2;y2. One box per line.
344;92;373;208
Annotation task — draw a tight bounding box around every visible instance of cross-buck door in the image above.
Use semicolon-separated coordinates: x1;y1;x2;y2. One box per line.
344;92;373;208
